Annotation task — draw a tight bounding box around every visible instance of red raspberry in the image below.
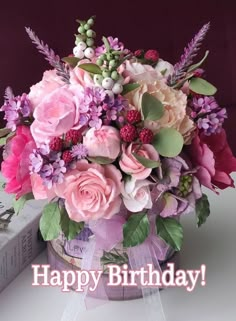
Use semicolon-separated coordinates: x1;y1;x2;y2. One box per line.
65;130;82;145
126;110;142;124
49;137;63;151
62;150;73;164
134;49;144;58
139;128;154;144
144;50;159;63
120;124;138;142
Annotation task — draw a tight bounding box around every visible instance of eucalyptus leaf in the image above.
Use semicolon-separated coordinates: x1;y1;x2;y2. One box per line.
62;56;80;68
122;83;140;96
187;50;209;73
13;193;34;215
39;202;61;241
196;193;210;227
123;213;150;248
132;153;160;169
0;132;14;146
141;92;164;121
79;63;102;75
60;207;84;240
152;128;184;157
0;128;10;138
156;216;183;251
87;156;114;165
189;77;217;95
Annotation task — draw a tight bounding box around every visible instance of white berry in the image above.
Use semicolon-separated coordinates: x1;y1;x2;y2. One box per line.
77;41;87;50
93;74;103;85
112;83;123;94
105;90;114;100
84;47;95;59
73;47;85;59
102;77;114;90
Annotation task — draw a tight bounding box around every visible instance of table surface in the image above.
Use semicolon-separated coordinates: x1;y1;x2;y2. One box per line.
0;177;235;321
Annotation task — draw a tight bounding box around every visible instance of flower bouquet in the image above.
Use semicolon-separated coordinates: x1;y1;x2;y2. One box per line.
1;16;236;301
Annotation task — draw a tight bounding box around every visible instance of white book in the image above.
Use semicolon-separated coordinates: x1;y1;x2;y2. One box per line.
0;187;46;293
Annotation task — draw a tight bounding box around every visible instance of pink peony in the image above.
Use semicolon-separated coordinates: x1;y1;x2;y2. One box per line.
1;126;36;199
53;160;122;222
28;70;64;109
119;143;159;180
31;87;80;145
83;126;121;159
122;177;154;212
187;130;236;191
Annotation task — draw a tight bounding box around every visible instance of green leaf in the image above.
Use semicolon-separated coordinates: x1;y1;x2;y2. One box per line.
0;128;11;138
62;56;80;68
122;83;140;96
189;77;217;96
152;128;184;157
132;153;160;169
102;36;110;52
79;63;102;75
123;213;150;248
187;50;209;73
0;132;14;146
13;193;34;215
156;216;183;251
141;92;164;121
87;156;114;164
196;193;210;227
39;202;61;241
60;207;84;240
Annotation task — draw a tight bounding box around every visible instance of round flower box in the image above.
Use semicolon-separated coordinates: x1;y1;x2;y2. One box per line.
47;232;180;301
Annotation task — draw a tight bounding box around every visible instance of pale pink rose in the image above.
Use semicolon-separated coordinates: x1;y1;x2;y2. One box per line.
83;126;121;159
122;61;162;83
119;143;159;180
122;177;153;212
30;173;56;201
53;160;122;222
28;70;64;109
125;80;195;143
70;61;93;87
31;87;79;145
1;126;36;199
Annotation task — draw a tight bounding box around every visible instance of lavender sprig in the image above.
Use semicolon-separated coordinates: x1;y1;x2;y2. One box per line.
168;22;210;86
25;27;70;84
4;87;14;102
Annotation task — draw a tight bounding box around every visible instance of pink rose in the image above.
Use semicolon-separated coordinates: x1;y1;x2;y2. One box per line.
122;177;153;212
53;160;122;222
30;173;56;201
119;143;159;180
83;126;121;159
70;63;93;87
1;126;36;199
28;70;64;109
31;87;79;145
187;130;236;191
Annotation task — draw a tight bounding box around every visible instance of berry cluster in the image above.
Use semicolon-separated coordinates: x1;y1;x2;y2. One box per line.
134;49;159;66
73;16;96;60
120;110;154;144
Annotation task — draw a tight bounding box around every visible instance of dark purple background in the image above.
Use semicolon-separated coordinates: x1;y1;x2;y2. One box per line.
0;0;236;151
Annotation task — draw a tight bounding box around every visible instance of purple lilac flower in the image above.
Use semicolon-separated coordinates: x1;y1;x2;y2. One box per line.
1;93;32;131
190;96;227;135
29;147;67;188
95;36;127;56
103;95;129;123
71;144;88;160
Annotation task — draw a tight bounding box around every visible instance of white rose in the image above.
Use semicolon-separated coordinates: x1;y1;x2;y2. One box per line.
155;59;174;79
122;178;153;212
